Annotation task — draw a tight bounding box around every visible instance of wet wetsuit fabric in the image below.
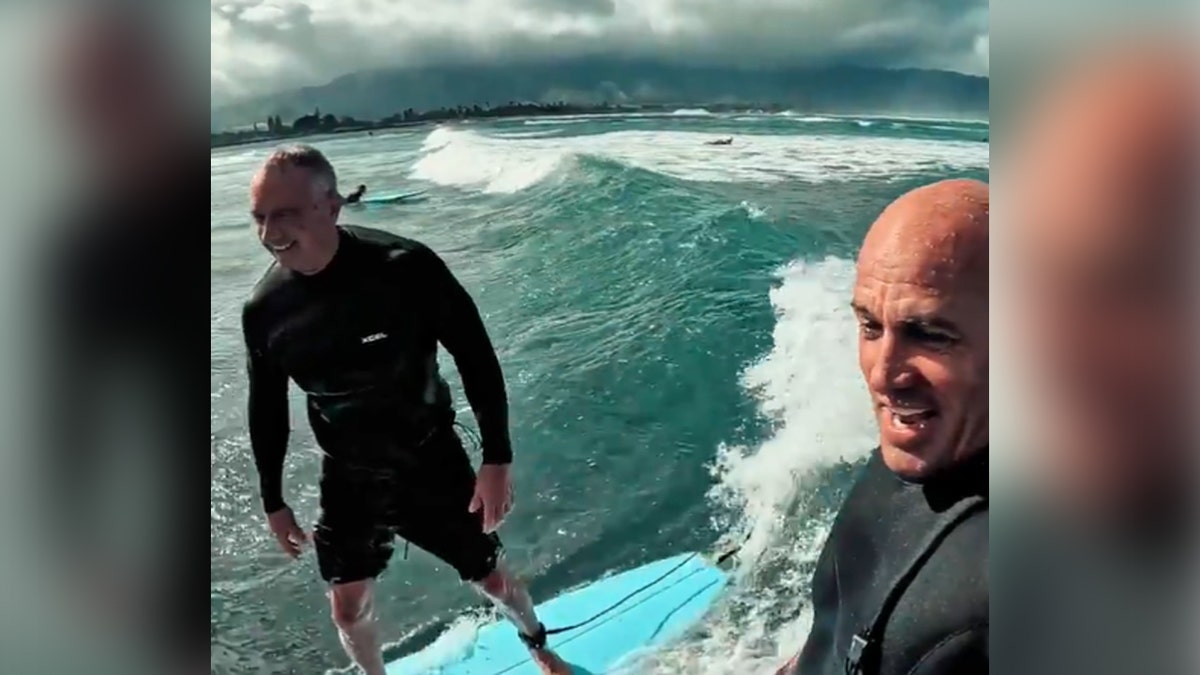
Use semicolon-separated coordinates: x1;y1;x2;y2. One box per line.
792;449;988;675
314;424;500;583
242;225;510;583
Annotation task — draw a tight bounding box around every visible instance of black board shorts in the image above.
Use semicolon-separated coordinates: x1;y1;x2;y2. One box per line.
313;426;501;585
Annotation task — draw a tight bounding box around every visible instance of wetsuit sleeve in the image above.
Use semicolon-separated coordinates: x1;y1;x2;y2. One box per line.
908;625;988;675
242;304;291;512
419;248;513;464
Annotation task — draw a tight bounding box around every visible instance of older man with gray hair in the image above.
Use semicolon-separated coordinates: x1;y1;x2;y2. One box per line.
241;145;569;675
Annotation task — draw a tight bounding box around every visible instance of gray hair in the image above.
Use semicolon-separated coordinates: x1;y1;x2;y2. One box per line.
262;144;339;198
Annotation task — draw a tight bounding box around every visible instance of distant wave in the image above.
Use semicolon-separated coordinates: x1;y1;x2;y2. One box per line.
523;116;607;126
727;114;873;127
922;123;982;133
779;112;837;122
671;108;714;116
490;129;563;139
862;113;989;127
211;148;265;170
408;125;989;194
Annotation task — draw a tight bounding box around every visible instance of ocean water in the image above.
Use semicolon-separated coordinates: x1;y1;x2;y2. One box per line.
210;111;989;674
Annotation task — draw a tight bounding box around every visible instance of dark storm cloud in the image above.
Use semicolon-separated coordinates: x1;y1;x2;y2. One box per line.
211;0;988;105
518;0;617;18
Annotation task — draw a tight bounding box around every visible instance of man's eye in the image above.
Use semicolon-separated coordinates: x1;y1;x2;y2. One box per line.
909;325;957;346
858;321;882;339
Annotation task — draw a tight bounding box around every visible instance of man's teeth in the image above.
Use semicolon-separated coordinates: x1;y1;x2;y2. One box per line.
270;242;295;252
889;406;934;426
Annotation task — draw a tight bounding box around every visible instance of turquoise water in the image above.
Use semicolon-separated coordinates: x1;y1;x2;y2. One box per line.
210;111;989;674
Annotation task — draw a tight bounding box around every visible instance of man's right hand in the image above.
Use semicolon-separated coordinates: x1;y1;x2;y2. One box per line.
266;506;308;558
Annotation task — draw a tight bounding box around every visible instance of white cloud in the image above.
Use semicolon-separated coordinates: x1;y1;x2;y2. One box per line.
974;34;989;72
211;0;989;106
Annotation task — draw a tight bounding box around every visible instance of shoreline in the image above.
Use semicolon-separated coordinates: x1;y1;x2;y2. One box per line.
210;119;433;150
210;107;991;151
209;104;667;149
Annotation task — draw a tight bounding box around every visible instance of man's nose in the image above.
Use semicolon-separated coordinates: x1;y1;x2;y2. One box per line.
259;217;284;242
868;332;915;393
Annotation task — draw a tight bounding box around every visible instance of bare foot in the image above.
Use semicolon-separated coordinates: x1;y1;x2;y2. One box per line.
528;647;572;675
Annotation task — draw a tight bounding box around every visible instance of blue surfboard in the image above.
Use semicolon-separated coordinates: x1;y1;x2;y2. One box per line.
351;190;428;205
385;552;727;674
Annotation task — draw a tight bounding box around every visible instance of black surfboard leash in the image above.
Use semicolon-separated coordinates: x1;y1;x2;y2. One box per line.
539;536;747;639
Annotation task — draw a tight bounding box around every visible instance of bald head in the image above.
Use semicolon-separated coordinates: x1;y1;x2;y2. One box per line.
1013;41;1196;513
859;179;990;297
853;179;990;481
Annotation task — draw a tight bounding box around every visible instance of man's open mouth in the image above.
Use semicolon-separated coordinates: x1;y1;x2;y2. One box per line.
268;241;295;252
883;402;939;428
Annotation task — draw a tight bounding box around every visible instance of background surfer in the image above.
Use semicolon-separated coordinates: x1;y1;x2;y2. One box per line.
343;183;367;204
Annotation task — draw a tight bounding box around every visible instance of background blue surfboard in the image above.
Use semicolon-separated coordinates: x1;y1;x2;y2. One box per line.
352;189;428;205
385;552;727;674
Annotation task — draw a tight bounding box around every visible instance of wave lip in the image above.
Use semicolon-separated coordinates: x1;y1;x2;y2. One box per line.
409;126;572;193
640;257;876;673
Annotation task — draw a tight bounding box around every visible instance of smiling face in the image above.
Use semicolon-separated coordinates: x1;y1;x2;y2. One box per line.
250;162;341;275
853;180;989;480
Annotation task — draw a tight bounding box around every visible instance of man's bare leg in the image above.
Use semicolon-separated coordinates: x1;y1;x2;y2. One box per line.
329;579;387;675
474;561;571;675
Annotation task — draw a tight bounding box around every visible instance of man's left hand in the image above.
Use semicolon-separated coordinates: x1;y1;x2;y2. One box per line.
469;463;514;533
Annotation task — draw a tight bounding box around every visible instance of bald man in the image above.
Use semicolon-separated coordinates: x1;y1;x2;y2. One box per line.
995;43;1197;675
778;179;989;675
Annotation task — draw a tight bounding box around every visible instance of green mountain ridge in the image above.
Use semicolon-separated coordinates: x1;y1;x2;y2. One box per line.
212;59;988;131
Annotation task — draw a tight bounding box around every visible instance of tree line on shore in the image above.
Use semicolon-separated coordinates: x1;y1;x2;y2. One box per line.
211;100;695;147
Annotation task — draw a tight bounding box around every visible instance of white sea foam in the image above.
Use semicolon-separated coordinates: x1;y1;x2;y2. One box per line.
781;113;837;122
387;257;876;674
740;201;769;220
490;129;564;139
409;126;989;194
332;613;489;675
639;257;875;673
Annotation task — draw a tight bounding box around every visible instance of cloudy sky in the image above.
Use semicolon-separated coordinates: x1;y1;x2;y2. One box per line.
211;0;988;107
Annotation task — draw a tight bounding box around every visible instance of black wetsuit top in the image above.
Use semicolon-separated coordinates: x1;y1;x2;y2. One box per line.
242;226;512;513
344;189;365;204
793;449;989;675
